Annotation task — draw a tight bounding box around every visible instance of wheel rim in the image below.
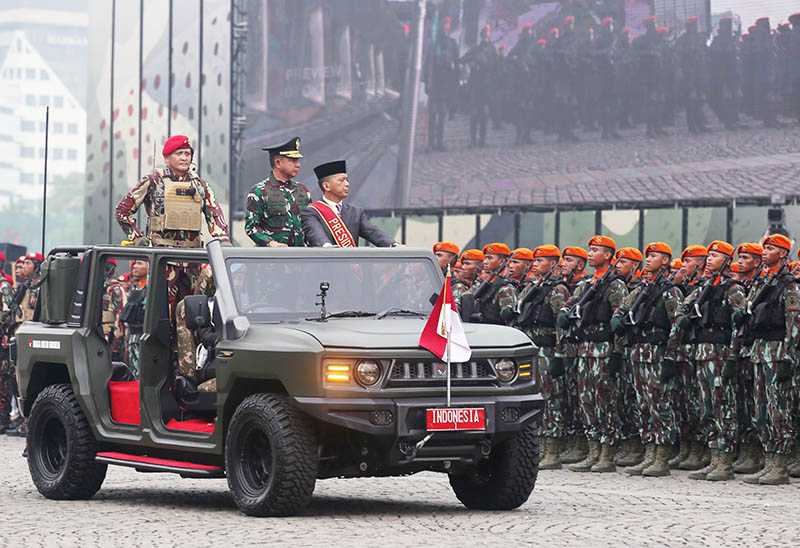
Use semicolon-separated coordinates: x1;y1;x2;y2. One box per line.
237;421;274;497
34;411;68;480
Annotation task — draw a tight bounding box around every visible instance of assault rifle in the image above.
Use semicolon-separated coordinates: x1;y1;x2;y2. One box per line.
459;256;510;323
626;270;666;327
566;266;615;328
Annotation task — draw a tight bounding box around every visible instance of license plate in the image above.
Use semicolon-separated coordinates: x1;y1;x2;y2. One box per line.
426;407;486;432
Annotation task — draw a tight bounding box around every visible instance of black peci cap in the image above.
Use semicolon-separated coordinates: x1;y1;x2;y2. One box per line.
314;160;347;180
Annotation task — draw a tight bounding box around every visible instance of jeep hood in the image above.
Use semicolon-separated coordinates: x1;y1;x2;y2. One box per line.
281;318;531;350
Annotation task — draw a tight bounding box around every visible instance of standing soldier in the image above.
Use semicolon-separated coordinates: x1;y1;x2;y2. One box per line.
730;243;764;475
460;243;516;325
513;245;570;469
453;249;484;307
0;256;14;435
595;17;621;140
505;248;533;285
101;258;128;362
557;246;590;463
433;242;460;275
742;234;800;485
709;17;743;130
614;243;682;476
461;25;497;148
752;18;781;128
245;137;310;247
116;135;229;248
676;17;709;134
635;17;666;138
789;13;800;125
612;247;647;467
671;241;745;481
423;17;459;152
559;236;628;473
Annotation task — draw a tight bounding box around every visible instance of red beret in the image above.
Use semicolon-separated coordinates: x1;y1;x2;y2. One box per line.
536;38;547;46
433;241;460;256
26;252;44;263
763;234;792;252
707;240;734;257
511;248;533;261
533;245;561;259
645;242;672;257
562;246;588;260
483;243;511;256
588;235;616;252
737;242;763;257
162;135;193;157
682;245;708;259
616;247;643;262
601;17;613;28
0;251;5;262
460;249;485;262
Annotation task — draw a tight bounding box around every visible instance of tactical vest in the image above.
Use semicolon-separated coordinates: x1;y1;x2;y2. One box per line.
263;179;309;235
575;275;619;343
631;283;673;344
479;278;516;325
148;175;205;236
519;282;558;346
689;281;735;345
749;273;795;342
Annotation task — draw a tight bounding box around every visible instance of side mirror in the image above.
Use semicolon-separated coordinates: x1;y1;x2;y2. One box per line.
184;295;211;330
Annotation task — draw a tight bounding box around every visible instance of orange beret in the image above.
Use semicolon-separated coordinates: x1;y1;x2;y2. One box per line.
670;258;684;270
707;240;734;257
681;245;708;259
763;234;792;252
616;247;643;262
562;246;588;260
737;242;763;257
533;244;561;259
460;249;485;262
511;248;533;261
482;243;511;256
588;235;616;251
433;241;460;256
645;241;673;257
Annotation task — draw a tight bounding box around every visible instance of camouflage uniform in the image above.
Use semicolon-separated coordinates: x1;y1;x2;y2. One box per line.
121;279;148;379
175;265;216;392
451;279;471;309
567;274;628;447
670;279;703;449
0;278;15;431
560;275;587;442
617;277;646;450
746;267;800;457
115;167;229;247
244;176;311;247
466;277;517;326
102;275;128;361
674;278;746;456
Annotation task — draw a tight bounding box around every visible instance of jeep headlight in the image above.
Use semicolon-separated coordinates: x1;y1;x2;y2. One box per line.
495;359;517;383
355;360;382;386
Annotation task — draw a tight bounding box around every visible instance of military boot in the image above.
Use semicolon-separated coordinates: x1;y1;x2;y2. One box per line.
590;443;617;473
669;439;690;469
742;454;773;484
678;442;706;470
569;440;601;472
688;450;719;481
539;438;563;470
617;439;645;467
734;444;762;475
625;443;656;476
787;447;800;478
759;454;790;485
642;444;672;477
613;439;630;466
562;436;588;464
706;450;735;481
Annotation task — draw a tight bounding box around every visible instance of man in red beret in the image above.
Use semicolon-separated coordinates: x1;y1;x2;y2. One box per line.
560;236;629;473
461;243;516;325
115;134;229;248
739;234;800;484
432;241;460;274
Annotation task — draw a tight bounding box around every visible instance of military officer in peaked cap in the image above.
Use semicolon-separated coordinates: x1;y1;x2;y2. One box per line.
245;137;311;247
301;160;397;248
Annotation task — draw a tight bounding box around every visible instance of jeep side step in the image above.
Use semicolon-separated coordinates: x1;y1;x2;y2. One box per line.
96;451;225;478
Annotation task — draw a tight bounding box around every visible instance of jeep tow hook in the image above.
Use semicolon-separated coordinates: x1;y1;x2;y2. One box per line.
398;434;434;463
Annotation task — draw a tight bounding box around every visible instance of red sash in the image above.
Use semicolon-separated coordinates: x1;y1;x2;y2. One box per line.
308;201;357;247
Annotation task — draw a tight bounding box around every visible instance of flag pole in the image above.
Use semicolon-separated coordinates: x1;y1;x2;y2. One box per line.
446;265;452;407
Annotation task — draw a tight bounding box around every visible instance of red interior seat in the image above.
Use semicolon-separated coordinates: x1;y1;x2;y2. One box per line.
108;380;141;425
165;418;215;434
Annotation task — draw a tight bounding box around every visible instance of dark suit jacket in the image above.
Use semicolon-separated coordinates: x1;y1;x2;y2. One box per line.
301;202;395;247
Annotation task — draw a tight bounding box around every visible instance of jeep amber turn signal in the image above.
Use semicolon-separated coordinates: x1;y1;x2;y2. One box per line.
324;361;352;383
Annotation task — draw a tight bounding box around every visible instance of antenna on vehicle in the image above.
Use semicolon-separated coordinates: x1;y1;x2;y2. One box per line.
41;106;49;255
316;281;330;321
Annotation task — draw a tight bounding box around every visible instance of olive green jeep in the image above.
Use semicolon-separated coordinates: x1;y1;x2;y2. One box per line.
15;240;542;516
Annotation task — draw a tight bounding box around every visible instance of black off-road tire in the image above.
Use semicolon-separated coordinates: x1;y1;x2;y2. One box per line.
225;394;318;517
27;384;107;500
449;422;540;510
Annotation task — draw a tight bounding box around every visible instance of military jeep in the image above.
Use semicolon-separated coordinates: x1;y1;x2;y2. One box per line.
15;241;542;516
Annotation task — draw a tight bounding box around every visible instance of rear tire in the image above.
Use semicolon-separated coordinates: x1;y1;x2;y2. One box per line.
449;422;540;510
27;384;107;500
225;394;318;517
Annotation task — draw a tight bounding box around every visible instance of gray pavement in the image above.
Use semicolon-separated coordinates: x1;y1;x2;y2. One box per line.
2;436;799;547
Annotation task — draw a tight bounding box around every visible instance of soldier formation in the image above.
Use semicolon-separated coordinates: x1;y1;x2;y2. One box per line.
436;233;800;485
423;12;800;148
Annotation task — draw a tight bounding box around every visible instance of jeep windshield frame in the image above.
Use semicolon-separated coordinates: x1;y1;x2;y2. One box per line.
216;246;443;324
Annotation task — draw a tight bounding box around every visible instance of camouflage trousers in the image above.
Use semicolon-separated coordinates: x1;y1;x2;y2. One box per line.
175;299;216;393
126;333;143;379
752;359;795;455
577;356;619;446
538;348;566;439
618;356;644;443
695;359;738;453
0;362;14;426
734;358;759;446
636;360;677;446
671;361;702;442
563;357;584;438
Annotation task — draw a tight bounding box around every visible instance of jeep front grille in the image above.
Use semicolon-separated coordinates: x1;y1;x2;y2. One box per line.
385;359;497;387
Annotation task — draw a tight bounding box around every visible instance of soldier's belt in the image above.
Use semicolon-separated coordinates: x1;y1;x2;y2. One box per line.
149;234;203;248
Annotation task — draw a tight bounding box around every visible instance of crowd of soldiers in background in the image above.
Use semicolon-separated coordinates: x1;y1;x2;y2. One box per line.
432;232;800;485
424;12;800;150
0;252;45;437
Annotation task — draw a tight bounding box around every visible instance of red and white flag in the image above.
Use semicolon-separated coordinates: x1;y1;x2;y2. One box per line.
419;269;472;363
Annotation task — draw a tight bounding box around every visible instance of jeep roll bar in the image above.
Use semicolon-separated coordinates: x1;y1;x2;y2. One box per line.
206;238;249;340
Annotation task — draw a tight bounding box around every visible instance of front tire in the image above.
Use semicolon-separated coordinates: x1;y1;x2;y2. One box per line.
449;422;540;510
225;394;318;517
27;384;107;500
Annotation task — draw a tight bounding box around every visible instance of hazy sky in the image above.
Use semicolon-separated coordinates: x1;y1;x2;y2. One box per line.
712;0;796;27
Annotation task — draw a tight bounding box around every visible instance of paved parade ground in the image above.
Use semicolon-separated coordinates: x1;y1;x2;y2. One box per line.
2;437;798;547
